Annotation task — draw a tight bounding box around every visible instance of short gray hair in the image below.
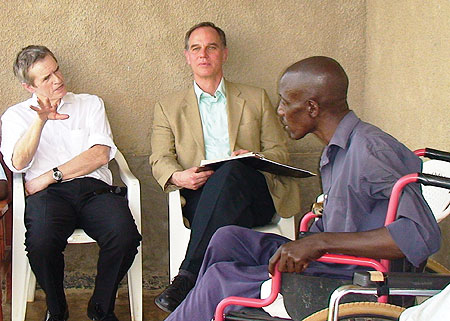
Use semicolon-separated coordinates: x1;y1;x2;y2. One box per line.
13;45;57;85
184;22;227;50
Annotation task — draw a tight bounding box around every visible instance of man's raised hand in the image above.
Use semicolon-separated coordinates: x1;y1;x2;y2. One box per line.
30;96;69;121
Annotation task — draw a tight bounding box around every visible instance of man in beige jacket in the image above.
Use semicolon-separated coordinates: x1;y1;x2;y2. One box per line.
150;22;300;313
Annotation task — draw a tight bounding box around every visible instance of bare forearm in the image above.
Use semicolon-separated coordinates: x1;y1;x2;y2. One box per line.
58;145;110;180
12;118;47;170
314;227;404;260
269;227;404;274
25;145;111;195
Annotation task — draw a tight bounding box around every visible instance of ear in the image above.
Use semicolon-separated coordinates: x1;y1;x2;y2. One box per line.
21;82;36;94
184;50;191;66
307;100;320;117
222;47;229;63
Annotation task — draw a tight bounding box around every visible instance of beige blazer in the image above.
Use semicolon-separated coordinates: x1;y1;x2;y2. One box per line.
150;80;300;217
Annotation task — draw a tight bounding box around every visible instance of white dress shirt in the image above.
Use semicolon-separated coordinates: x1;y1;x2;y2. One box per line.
0;92;117;184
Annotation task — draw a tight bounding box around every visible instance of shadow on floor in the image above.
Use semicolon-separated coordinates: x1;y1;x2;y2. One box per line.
2;288;170;321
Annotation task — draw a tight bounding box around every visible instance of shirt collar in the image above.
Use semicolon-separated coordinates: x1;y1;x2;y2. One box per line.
328;110;360;150
193;78;226;103
320;110;360;168
31;93;72;110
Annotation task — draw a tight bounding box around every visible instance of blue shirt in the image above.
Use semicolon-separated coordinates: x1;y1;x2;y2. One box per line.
194;79;230;160
311;111;440;267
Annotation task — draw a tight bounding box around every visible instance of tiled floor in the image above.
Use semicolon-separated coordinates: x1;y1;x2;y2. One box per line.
2;288;169;321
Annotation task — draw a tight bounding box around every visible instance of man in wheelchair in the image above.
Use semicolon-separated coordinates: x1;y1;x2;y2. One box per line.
163;56;441;321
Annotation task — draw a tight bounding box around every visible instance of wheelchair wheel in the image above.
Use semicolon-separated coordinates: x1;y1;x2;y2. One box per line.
303;302;405;321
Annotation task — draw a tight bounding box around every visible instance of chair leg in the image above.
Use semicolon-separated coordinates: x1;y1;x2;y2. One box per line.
12;249;32;321
127;245;142;321
168;190;191;281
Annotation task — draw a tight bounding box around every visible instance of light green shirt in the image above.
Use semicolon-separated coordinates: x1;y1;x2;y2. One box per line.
194;78;230;160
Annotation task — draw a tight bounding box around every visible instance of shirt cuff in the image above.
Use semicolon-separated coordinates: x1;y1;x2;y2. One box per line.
87;133;117;161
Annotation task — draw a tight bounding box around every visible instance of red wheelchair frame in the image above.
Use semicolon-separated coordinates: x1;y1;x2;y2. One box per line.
214;148;450;321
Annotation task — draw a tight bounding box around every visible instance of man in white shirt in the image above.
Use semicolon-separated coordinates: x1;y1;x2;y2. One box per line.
0;45;141;321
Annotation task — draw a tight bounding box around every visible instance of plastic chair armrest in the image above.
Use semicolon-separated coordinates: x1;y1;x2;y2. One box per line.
114;150;141;232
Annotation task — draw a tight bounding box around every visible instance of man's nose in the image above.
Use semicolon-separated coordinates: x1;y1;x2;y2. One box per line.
199;47;207;57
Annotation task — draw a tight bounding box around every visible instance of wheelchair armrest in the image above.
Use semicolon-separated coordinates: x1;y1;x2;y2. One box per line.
353;271;450;290
299;212;320;232
317;254;388;272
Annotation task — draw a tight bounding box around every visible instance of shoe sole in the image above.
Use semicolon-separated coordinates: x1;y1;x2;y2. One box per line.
154;297;175;313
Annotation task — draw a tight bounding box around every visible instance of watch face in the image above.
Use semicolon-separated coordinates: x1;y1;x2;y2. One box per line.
53;170;63;181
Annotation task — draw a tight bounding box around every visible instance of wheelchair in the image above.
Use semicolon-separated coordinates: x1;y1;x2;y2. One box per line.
214;148;450;321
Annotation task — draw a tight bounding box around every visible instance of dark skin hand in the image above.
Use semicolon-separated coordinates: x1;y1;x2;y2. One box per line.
268;227;405;275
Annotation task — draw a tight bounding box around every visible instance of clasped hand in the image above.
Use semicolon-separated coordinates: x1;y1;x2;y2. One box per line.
25;172;53;195
268;234;326;275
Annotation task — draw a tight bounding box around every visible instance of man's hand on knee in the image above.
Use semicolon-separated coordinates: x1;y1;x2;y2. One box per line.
170;167;214;190
268;234;326;275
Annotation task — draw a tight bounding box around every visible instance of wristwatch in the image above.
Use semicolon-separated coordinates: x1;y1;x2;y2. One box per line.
52;167;63;183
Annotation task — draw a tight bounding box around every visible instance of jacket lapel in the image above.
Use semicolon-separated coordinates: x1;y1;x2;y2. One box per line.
225;80;245;152
181;87;205;158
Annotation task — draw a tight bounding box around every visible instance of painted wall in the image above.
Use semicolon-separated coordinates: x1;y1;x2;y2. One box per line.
365;0;450;268
1;0;448;288
0;0;365;286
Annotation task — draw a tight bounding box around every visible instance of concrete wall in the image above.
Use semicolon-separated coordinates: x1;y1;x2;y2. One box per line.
0;0;365;287
1;0;448;288
365;0;450;268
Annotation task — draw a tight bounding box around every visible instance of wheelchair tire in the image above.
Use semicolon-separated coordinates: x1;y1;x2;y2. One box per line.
302;302;405;321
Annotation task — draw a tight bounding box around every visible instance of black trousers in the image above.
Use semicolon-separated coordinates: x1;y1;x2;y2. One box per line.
24;177;142;315
180;160;275;275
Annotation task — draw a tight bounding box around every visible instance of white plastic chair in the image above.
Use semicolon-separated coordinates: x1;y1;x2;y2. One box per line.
168;189;296;280
421;159;450;223
12;150;142;321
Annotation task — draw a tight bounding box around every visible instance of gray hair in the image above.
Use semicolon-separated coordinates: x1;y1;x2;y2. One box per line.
184;22;227;50
13;45;57;85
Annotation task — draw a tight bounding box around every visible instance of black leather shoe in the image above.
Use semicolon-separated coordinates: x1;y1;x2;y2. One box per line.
154;274;195;313
44;306;69;321
87;299;119;321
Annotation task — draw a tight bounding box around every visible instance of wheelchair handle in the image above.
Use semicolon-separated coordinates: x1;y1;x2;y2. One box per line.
415;148;450;162
418;173;450;190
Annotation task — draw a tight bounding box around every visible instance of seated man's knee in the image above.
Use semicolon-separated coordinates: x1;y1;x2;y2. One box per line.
215;160;247;176
202;261;231;282
102;222;141;255
25;233;65;258
209;225;247;247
